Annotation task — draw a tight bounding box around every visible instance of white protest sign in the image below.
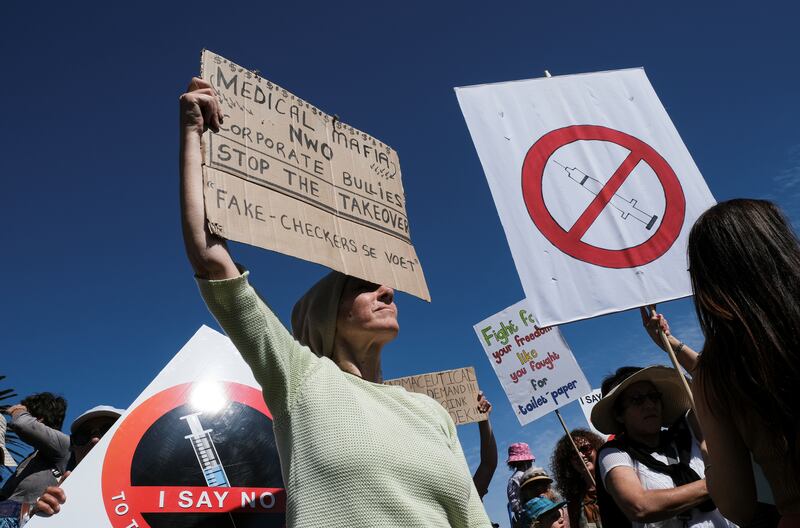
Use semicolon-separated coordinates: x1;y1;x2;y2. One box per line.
201;50;430;301
578;388;608;439
473;299;590;425
28;326;285;528
456;69;716;326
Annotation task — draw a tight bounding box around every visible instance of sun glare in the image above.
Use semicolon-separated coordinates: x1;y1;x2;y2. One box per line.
189;380;229;414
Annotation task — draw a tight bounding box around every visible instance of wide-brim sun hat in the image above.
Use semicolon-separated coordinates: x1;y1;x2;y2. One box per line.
590;365;691;435
71;405;125;434
520;467;552;488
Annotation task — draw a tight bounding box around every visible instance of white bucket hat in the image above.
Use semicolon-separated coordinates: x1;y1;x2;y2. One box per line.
70;405;125;434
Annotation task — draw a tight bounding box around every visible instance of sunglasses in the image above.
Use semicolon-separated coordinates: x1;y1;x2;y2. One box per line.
71;424;113;447
625;391;662;407
577;444;594;456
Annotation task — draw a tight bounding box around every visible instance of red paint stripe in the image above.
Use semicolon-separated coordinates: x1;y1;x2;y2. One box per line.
568;150;642;240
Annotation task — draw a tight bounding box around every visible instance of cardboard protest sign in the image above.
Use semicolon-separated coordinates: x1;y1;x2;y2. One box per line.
27;326;285;528
578;388;608;439
473;300;591;426
456;69;716;326
384;367;486;426
200;50;430;301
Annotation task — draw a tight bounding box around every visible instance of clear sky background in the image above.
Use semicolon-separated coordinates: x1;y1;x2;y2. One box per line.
2;1;799;525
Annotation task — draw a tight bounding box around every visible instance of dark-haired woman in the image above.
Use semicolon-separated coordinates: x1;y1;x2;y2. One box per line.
0;394;69;527
644;199;800;527
551;429;604;528
0;395;69;505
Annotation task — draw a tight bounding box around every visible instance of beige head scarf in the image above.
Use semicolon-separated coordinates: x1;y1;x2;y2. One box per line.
291;271;349;358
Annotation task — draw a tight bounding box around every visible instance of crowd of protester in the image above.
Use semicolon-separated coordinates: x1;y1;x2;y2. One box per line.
0;401;122;527
503;201;800;528
0;82;798;528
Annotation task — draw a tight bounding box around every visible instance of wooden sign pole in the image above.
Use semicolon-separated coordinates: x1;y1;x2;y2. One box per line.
555;409;595;487
648;305;695;410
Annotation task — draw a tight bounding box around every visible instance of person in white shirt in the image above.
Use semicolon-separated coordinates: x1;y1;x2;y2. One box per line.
590;366;736;528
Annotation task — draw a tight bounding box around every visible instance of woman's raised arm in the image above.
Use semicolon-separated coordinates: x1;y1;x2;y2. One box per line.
179;77;239;280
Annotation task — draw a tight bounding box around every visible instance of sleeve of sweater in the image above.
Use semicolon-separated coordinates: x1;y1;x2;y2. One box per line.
9;412;70;461
442;410;492;527
197;269;319;418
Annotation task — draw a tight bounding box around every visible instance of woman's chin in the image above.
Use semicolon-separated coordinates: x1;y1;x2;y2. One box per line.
373;323;399;341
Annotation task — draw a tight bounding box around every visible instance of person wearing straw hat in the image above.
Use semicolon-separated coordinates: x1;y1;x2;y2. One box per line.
519;466;558;504
591;366;735;528
508;442;536;527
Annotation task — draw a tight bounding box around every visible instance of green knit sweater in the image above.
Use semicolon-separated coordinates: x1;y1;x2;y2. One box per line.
198;271;491;528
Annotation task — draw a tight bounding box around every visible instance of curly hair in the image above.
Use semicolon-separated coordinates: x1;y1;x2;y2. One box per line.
21;392;67;430
550;428;604;503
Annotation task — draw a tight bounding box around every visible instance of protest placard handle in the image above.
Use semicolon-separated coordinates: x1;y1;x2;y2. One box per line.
647;305;695;410
555;409;595;488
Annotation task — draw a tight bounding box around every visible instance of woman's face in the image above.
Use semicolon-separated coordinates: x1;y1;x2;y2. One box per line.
616;380;663;437
72;416;117;464
336;278;399;343
569;436;597;476
513;460;533;472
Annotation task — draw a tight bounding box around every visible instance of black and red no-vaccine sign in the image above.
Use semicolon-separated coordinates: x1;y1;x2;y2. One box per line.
521;125;686;268
102;382;285;528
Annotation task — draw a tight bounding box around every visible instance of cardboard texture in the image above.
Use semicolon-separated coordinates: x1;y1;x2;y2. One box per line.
384;367;486;426
200;50;430;301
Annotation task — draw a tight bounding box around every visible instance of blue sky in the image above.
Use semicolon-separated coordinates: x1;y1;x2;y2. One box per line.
2;1;799;524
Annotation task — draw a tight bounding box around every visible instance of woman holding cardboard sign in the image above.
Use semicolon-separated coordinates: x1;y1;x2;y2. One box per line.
643;199;800;528
178;77;491;528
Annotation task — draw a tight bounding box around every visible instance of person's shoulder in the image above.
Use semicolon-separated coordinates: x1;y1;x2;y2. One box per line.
55;428;70;447
598;444;626;456
597;444;633;470
597;441;625;458
46;428;71;461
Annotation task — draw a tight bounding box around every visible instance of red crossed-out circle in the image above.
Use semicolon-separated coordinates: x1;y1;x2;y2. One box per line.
521;125;686;268
101;382;285;528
